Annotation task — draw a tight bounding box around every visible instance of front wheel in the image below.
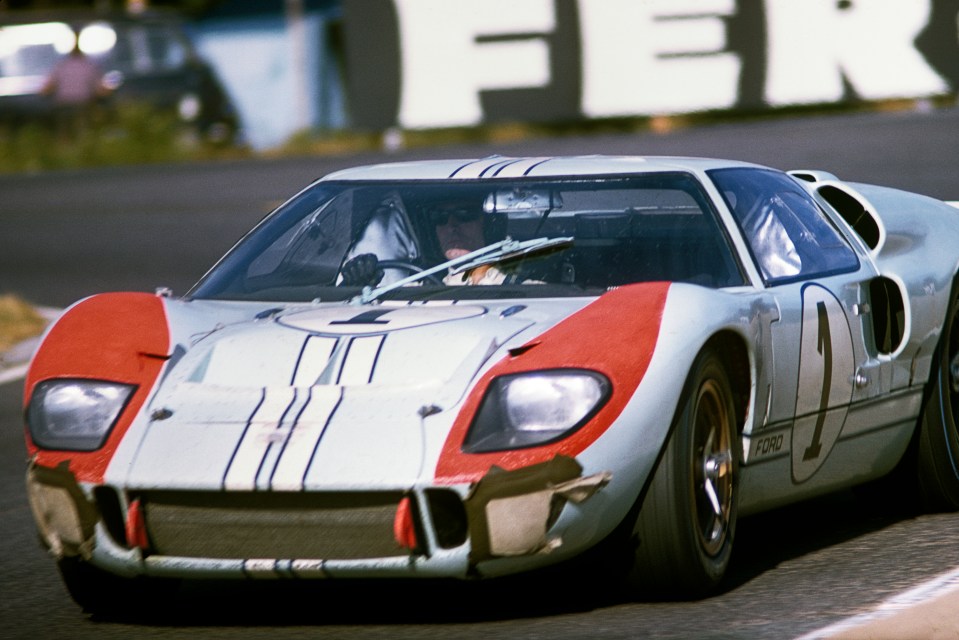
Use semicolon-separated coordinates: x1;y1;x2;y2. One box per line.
624;349;739;598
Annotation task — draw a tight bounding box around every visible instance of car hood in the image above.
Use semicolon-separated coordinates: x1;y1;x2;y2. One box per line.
122;300;589;491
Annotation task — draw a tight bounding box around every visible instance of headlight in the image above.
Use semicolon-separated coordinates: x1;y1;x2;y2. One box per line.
27;379;135;451
463;370;610;453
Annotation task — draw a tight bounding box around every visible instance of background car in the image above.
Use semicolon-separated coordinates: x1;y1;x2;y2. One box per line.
0;8;239;143
21;155;959;613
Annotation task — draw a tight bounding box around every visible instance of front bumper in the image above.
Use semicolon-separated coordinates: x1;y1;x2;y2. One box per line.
27;456;611;581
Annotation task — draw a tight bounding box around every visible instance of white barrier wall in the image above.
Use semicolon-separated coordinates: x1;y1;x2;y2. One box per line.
342;0;959;130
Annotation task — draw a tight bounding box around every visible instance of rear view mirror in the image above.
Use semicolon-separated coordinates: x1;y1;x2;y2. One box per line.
484;189;563;217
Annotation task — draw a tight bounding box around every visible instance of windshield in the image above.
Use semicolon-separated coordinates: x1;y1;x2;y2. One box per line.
189;173;746;303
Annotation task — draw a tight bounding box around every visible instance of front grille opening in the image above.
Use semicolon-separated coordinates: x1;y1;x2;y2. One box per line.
426;489;468;549
93;485;127;548
141;491;413;561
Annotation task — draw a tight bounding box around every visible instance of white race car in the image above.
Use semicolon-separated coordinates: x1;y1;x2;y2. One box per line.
23;156;959;612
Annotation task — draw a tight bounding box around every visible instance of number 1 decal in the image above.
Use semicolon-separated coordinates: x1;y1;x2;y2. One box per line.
803;302;832;462
791;285;854;484
277;304;486;336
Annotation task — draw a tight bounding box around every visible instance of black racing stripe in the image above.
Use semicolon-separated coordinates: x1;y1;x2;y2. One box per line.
261;386;312;487
222;387;267;490
480;158;518;177
367;335;387;384
449;159;482;177
523;158;554;175
290;336;312;386
335;335;385;384
267;386;314;486
335;339;354;385
299;388;344;487
491;158;524;176
253;388;301;487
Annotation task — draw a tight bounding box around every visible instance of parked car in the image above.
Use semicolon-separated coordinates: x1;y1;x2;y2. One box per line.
22;155;959;613
0;9;238;143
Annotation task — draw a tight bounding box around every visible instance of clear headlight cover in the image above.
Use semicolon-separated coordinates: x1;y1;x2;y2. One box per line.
463;370;611;453
27;379;135;451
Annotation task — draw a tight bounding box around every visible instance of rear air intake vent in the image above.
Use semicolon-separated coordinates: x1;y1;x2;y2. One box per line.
817;184;881;250
869;277;905;355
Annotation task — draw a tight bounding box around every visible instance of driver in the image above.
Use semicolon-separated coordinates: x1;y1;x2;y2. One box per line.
339;195;531;287
339;192;419;287
430;200;510;285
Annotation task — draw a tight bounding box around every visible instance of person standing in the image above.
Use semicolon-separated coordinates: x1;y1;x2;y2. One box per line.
42;42;109;138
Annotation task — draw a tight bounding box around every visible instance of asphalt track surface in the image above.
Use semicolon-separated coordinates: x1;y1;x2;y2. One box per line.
1;107;959;639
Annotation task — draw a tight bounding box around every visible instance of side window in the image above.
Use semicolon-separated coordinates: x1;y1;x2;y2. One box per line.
709;168;859;285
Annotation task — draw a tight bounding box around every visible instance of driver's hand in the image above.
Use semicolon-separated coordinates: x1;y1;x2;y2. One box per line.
340;253;384;287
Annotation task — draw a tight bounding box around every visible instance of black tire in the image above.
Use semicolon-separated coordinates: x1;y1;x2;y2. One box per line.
58;556;177;617
916;283;959;510
624;349;739;598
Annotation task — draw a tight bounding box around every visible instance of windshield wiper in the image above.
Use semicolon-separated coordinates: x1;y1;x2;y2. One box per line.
448;236;573;275
354;236;573;305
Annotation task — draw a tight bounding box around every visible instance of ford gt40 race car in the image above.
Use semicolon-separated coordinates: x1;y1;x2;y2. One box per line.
23;155;959;612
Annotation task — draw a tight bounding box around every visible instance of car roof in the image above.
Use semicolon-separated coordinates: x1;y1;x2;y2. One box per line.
319;155;771;182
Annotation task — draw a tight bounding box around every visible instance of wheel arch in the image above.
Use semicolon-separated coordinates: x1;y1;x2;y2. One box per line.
584;330;750;577
620;329;751;516
703;330;751;440
920;270;959;394
590;333;746;596
875;269;959;512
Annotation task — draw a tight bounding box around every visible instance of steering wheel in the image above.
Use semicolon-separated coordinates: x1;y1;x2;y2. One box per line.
378;260;444;285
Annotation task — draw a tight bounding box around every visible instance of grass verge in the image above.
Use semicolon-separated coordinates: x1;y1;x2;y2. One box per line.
0;103;250;173
0;294;48;354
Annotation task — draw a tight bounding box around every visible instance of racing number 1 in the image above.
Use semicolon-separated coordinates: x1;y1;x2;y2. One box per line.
792;284;854;484
803;302;831;461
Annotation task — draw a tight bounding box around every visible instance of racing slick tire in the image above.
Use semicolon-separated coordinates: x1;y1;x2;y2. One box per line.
625;348;739;598
915;281;959;511
58;557;178;616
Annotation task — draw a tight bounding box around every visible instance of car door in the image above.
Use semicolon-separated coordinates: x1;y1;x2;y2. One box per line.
767;274;874;484
710;167;879;490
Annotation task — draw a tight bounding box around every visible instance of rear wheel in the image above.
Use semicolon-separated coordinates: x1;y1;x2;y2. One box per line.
916;284;959;510
624;349;739;598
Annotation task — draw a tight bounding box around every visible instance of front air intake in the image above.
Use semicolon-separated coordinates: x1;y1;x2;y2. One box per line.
141;491;412;560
